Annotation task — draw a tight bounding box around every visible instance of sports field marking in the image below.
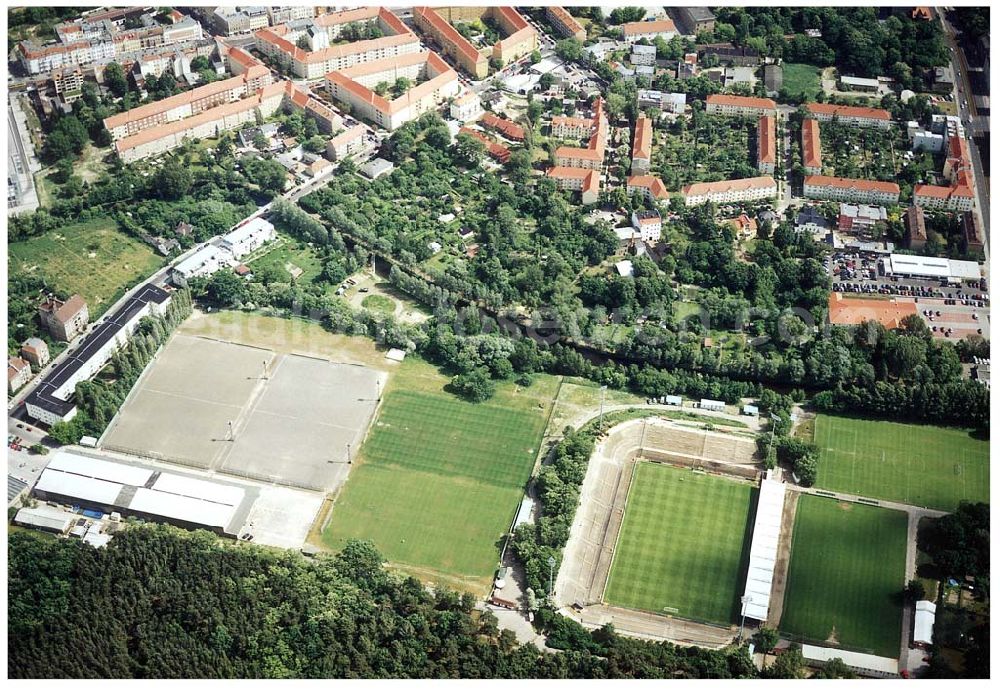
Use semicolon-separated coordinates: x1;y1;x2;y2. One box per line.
604;462;753;625
780;495;907;657
813;415;988;512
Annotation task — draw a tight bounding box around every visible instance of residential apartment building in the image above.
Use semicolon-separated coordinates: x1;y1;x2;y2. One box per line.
551;115;593;140
631;209;662;242
450;91;483;122
623;19;677;44
481;112;525;142
326;125;371;161
38;294;89;342
631;116;653;175
8;358;32;394
626;175;670;201
962;211;984;253
705;94;776;118
838;203;888;234
545;6;586;42
630;44;657;66
210;7;270;36
914;182;975;212
681;176;777;206
805;103;892;130
254;7;421;80
325;51;460;131
267;6;315;25
801;118;823;175
757;114;776;174
547;167;600;204
637;89;686;114
553;97;607;171
802;175;900;205
673;7;716;35
905;205;928;249
103;65;272;140
20;338;50;368
221;217;275;259
413;7;536;79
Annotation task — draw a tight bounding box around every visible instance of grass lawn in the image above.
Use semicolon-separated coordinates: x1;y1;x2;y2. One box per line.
780;496;907;657
323;358;558;592
8;218;164;317
604;463;754;625
361;293;395;314
248;234;325;284
813;414;989;511
782;63;822;98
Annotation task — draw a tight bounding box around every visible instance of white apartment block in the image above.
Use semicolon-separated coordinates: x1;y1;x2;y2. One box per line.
805;103;892;130
221;217;275;259
450;92;483;123
803;175;900;205
705;94;777;118
681;176;777;206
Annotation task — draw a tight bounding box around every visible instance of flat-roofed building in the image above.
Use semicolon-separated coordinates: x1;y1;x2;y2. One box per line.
757;115;776;174
838;75;880;92
630;43;657;66
547;166;600;204
38;294;89;342
673;7;715;35
801;118;823;175
13;505;75;534
171;244;235;287
637;89;686;114
803;175;900;205
325;51;460;131
681;176;777;206
631;209;662;242
623;19;677;44
806;102;892;130
545;6;586;42
800;645;899;679
631;116;653;175
627;174;670;201
25;284;170;425
210;6;270;36
326;124;370;160
222;217;275;259
838;203;888;234
706;94;776;118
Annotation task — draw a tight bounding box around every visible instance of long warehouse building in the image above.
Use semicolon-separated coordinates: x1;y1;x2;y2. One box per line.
32;450;254;536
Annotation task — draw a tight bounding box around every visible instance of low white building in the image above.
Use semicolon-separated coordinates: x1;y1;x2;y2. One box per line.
171;245;235;286
914;600;936;647
615;260;634;277
630;44;657;66
800;645;898;679
221;217;275;259
450;91;483;123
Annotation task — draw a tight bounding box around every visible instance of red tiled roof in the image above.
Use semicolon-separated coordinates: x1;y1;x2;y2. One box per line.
801;118;822;170
682;176;776;196
413;6;484;64
627;175;670;199
806;102;891;121
804;175;900;194
623;19;676;36
706;94;776;111
547;7;585;37
757;114;775;166
632;116;652;160
828;292;917;329
915;183;975;199
481;112;525;141
459;126;511;162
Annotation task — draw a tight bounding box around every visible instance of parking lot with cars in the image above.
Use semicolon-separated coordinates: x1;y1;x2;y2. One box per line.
828;251;990;340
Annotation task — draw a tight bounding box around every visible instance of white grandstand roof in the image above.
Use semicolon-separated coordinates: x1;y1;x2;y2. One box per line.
741;476;785;621
35;470;124;505
914;600;937;645
48;450;154;485
151;473;244;507
801;645;898;675
130;488;237;529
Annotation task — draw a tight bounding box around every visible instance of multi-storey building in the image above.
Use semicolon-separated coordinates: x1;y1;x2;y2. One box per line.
551;115;592;140
622;19;677;43
210;6;270;36
757;114;776;174
103;65;272;140
801;118;823;175
8;358;32;394
631;209;663;242
631;115;652;175
254;7;421;80
962;211;984;253
803;175;900;205
914;181;976;212
413;7;537;79
326;125;371;161
681;176;777;206
449;91;483;122
547;167;600;204
267;6;315;25
553;97;607;171
626;175;670;201
705;94;776;118
325;51;460;131
545;6;586;42
905;205;928;249
481;112;525;142
805;103;892;130
838;203;888;234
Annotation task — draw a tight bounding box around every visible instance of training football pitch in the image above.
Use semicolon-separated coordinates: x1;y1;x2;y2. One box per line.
813;415;989;511
604;463;754;625
323;360;557;592
780;496;907;657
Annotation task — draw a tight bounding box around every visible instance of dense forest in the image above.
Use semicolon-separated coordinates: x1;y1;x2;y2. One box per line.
8;527;759;679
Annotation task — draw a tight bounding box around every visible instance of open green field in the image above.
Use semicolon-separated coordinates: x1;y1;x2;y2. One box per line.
8;219;164;317
781;496;907;657
323;358;558;592
604;463;754;625
248;234;325;284
782;63;822;98
813;415;989;512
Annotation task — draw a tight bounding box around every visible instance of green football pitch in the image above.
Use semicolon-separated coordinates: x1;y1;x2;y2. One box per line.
323;360;555;592
604;463;754;625
781;496;907;657
813;414;989;511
